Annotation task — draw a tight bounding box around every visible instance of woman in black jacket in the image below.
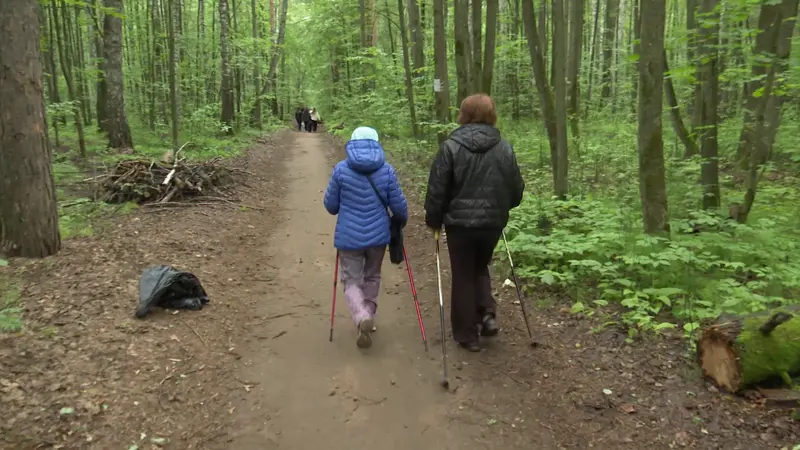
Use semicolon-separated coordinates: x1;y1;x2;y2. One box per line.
424;94;525;352
301;108;312;132
295;107;304;131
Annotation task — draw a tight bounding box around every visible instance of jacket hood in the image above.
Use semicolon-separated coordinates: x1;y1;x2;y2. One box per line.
448;123;501;153
345;139;386;173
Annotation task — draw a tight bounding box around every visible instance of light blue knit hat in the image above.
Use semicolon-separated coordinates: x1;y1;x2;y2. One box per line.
350;126;380;142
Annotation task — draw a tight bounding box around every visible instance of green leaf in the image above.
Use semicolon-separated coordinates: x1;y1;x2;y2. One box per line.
0;259;7;267
540;273;556;285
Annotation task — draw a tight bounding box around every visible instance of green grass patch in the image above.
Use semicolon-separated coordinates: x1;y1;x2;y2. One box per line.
0;270;23;333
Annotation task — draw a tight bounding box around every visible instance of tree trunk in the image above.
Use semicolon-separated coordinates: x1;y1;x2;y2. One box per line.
521;0;559;188
251;0;288;119
735;0;799;169
93;0;106;130
566;0;584;140
584;0;601;118
454;0;471;105
601;0;619;100
663;50;698;158
45;5;64;136
631;0;640;114
433;0;451;141
250;0;262;128
219;0;235;133
360;0;368;47
52;0;87;158
398;0;419;137
481;0;498;94
471;0;483;93
637;0;669;234
167;0;180;151
0;0;61;258
552;0;569;199
102;0;134;149
510;0;521;119
407;0;425;73
697;307;800;393
696;0;720;210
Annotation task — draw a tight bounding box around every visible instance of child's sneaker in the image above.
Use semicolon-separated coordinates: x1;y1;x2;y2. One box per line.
357;318;374;349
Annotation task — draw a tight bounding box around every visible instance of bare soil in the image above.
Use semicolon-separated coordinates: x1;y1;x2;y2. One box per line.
1;130;797;450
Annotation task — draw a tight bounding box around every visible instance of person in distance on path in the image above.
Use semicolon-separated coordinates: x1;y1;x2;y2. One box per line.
424;94;525;352
309;108;321;132
324;127;408;349
295;107;304;131
301;107;312;132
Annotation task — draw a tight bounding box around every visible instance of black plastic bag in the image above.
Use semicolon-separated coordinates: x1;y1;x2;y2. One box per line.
388;216;404;264
136;265;209;318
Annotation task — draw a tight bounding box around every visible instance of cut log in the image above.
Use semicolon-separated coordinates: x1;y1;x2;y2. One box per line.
697;307;800;393
756;388;800;410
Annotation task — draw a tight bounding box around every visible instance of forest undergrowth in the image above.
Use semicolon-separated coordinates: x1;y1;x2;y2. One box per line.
328;102;800;346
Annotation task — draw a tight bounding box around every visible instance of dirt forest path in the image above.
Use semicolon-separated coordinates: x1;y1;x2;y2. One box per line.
3;129;798;450
220;131;484;449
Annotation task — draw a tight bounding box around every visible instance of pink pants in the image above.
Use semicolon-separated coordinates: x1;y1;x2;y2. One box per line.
339;246;386;326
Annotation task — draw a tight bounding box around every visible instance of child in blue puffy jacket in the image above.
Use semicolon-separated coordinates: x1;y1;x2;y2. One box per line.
323;127;408;349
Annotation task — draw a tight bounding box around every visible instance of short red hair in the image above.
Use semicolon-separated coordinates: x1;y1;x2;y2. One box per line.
456;94;497;126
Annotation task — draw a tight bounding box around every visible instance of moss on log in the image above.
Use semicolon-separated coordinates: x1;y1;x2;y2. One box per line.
697;307;800;393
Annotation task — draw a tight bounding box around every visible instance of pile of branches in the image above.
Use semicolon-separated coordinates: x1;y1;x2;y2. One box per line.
99;150;240;205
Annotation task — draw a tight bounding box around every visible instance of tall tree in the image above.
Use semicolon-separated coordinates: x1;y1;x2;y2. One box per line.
601;0;620;100
637;0;669;234
407;0;425;73
167;0;180;151
696;0;720;210
432;0;451;140
51;0;87;158
398;0;419;137
733;0;799;222
454;0;471;104
0;0;61;258
522;0;559;193
552;0;569;199
250;0;262;128
219;0;235;133
471;0;483;93
567;0;584;139
481;0;498;93
102;0;134;149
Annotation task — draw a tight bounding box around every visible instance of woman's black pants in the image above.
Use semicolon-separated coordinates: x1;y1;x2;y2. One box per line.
445;226;502;343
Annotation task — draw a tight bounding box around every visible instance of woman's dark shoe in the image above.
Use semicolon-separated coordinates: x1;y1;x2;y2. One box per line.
480;315;499;337
458;341;481;352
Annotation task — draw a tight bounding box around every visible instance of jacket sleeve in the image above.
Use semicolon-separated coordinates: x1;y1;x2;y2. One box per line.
424;143;454;229
386;165;408;226
509;147;525;209
323;165;341;215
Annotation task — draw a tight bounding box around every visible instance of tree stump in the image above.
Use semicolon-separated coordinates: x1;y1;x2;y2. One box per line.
697;307;800;393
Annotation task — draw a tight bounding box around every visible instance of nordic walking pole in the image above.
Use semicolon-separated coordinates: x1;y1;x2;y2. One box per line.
501;230;537;347
434;230;449;389
402;245;428;352
329;249;340;342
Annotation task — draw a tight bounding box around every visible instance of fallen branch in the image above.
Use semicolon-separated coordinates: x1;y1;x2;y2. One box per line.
181;319;208;347
100;154;237;204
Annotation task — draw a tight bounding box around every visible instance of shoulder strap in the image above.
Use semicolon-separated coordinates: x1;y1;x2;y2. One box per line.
366;173;392;218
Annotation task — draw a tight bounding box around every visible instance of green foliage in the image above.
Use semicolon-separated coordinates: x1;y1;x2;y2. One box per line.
0;272;22;333
504;192;800;338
